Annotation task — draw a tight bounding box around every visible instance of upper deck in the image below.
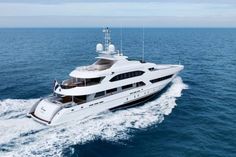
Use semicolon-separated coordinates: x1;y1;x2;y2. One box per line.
53;27;184;96
69;53;133;78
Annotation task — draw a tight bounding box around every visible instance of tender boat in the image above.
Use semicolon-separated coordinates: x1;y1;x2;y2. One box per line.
27;28;184;125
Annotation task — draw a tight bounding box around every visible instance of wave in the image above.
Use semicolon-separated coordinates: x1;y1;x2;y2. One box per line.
0;77;188;157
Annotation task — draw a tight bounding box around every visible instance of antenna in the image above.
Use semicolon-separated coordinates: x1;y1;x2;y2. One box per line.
142;27;145;62
120;26;123;54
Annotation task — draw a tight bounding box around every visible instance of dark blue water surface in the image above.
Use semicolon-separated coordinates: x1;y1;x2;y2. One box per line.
0;28;236;157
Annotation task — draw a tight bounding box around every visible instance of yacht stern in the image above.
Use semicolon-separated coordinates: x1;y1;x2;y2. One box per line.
28;99;62;125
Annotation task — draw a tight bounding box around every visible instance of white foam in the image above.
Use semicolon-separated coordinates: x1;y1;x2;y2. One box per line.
0;77;188;157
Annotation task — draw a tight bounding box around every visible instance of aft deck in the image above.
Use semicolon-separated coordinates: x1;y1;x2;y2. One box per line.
61;77;104;89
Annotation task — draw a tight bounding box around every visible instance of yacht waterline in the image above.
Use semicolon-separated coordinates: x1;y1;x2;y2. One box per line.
27;28;184;125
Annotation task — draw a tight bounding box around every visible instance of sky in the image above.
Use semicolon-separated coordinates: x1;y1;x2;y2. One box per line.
0;0;235;27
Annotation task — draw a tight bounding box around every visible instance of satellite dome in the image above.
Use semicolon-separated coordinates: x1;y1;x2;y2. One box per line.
96;43;103;52
108;44;115;52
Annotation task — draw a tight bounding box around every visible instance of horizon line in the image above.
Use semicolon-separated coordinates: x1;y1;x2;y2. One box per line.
0;27;236;29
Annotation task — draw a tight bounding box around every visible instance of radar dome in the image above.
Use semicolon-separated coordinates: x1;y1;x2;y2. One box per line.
108;44;115;52
96;43;103;52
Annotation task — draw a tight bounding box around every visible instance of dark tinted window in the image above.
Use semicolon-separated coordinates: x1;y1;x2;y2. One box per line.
106;88;117;94
122;84;133;90
60;96;72;103
149;67;158;71
136;81;146;87
110;71;145;82
150;74;173;83
73;95;87;103
85;77;105;85
95;91;105;98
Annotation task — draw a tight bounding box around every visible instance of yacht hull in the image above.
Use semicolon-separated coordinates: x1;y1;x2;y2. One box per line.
28;72;180;126
109;85;168;111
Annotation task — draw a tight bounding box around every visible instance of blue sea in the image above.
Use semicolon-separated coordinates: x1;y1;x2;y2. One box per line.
0;28;235;157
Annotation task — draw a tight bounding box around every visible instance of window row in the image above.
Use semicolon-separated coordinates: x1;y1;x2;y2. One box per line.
56;81;146;103
110;71;145;82
150;74;173;83
95;81;146;98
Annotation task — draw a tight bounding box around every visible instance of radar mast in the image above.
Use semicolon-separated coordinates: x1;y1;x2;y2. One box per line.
103;27;111;51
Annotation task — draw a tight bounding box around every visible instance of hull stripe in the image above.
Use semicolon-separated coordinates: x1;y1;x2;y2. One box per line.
110;92;156;111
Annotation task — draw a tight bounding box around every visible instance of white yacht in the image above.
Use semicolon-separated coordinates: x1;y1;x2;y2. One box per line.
27;28;184;125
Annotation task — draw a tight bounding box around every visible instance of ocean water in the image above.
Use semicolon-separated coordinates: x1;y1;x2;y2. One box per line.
0;28;235;157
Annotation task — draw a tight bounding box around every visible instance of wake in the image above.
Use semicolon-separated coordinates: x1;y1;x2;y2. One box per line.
0;77;188;157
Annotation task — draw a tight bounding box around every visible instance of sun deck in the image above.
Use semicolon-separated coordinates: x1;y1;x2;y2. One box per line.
76;58;114;72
